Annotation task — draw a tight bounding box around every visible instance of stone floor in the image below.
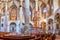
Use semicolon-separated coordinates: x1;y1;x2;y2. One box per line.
0;35;60;40
56;35;60;40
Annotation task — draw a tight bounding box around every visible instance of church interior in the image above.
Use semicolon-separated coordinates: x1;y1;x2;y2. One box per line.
0;0;60;40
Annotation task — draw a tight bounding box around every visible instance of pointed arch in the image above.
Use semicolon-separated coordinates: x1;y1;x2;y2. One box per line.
9;3;17;20
10;22;16;32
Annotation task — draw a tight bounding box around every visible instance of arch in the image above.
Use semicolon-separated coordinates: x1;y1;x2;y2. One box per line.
10;22;16;33
48;19;53;24
10;3;17;12
9;1;18;9
10;4;17;9
48;19;53;31
10;22;16;26
9;3;17;20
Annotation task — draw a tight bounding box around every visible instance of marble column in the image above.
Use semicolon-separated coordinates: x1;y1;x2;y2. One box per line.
7;23;10;32
24;0;30;24
5;2;10;32
16;0;23;34
16;23;21;34
20;0;23;27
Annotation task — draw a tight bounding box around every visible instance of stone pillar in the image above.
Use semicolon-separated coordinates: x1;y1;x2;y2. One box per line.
16;0;23;34
5;2;7;32
5;2;10;32
33;0;38;27
16;22;21;34
46;21;48;33
24;0;30;24
53;0;59;34
20;0;23;27
7;23;10;32
35;0;38;11
6;10;10;32
53;0;59;13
